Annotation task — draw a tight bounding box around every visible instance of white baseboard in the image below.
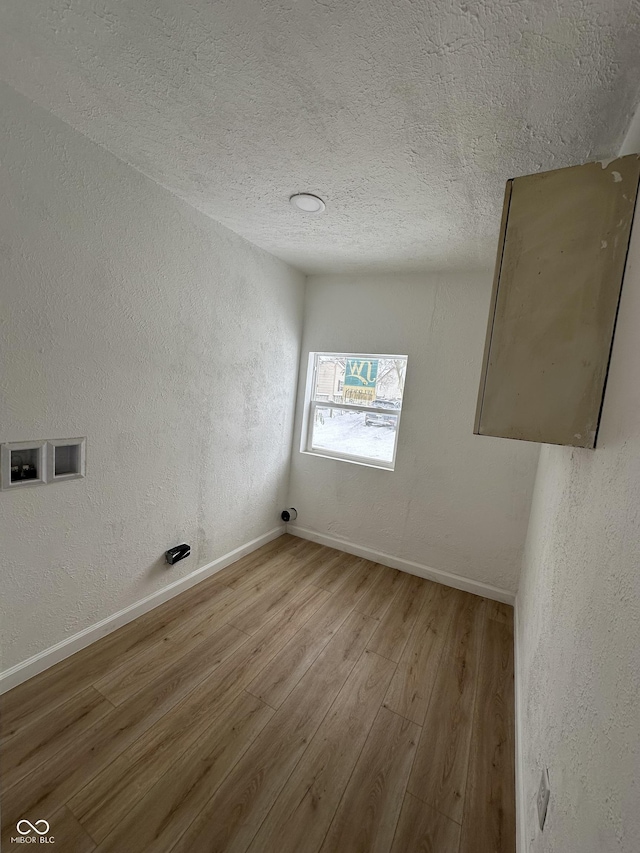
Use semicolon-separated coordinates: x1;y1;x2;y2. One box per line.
288;526;515;604
514;597;527;853
0;526;285;695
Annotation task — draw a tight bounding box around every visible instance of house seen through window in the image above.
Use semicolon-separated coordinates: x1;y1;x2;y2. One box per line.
302;353;408;470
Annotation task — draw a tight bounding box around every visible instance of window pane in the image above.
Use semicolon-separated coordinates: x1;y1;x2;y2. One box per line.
310;405;398;464
313;356;407;409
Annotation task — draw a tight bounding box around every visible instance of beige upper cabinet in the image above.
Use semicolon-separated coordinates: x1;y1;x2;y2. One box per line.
475;154;640;448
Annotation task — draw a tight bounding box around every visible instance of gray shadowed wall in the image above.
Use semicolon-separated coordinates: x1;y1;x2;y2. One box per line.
0;84;304;671
515;136;640;852
287;272;541;594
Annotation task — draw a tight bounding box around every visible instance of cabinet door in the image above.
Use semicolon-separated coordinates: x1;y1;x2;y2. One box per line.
475;154;640;448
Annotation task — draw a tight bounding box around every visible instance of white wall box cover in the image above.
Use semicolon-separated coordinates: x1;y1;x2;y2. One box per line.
47;438;86;482
1;440;48;490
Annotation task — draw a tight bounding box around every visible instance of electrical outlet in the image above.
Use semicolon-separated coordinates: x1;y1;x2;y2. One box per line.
537;768;550;831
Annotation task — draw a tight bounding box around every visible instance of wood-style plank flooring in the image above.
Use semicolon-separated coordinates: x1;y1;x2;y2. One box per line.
0;535;515;852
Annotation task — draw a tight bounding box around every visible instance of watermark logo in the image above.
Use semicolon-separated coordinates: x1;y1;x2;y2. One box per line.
17;822;49;836
11;819;55;844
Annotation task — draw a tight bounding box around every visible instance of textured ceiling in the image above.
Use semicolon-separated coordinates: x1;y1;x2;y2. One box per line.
1;0;639;273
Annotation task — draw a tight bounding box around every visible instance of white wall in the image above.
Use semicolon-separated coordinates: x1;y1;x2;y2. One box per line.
515;199;640;850
0;84;304;672
287;273;541;595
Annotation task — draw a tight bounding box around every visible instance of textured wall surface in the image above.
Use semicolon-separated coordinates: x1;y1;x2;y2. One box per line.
516;209;640;850
288;273;540;593
0;85;304;671
0;0;639;273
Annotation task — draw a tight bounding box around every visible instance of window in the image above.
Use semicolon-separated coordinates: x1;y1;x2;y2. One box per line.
301;353;408;470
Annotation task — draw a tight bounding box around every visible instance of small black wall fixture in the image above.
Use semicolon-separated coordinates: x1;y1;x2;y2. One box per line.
281;508;298;522
165;543;191;565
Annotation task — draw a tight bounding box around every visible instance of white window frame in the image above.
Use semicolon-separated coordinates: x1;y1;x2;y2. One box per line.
300;351;407;471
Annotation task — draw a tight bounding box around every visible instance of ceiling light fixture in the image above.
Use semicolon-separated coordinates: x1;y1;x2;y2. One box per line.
289;193;326;213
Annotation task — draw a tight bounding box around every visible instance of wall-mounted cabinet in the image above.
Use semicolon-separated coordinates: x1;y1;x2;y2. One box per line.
475;154;640;448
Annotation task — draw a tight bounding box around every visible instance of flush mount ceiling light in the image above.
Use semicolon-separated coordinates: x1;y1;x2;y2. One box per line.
289;193;326;213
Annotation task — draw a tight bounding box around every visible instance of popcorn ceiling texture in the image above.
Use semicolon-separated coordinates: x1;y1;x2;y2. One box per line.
0;0;639;273
288;273;541;593
0;85;304;671
516;209;640;850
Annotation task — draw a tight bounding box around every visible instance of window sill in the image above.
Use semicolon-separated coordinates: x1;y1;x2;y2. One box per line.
300;449;395;472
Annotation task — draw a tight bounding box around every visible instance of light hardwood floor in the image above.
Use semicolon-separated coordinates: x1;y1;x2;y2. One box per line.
0;535;515;852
